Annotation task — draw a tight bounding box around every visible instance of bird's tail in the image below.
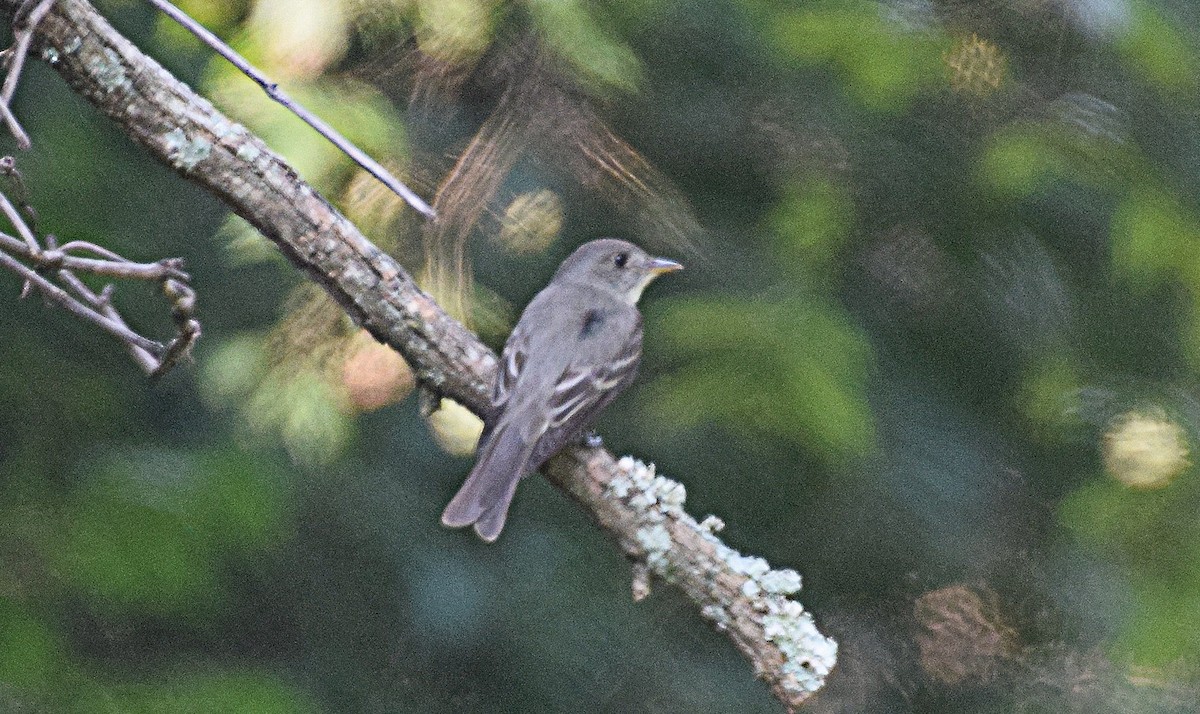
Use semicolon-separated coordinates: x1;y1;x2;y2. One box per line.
440;423;530;542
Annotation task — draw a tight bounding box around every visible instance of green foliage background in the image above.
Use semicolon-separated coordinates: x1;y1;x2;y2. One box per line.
4;0;1200;711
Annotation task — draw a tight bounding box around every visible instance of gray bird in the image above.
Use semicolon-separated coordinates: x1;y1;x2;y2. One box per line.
441;238;683;541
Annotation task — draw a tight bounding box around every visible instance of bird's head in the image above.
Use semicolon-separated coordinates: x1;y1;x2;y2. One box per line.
553;238;682;305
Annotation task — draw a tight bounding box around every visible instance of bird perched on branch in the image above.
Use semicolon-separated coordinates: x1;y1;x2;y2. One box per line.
441;238;683;541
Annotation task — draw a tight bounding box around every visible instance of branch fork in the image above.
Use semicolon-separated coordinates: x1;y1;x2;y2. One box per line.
0;157;200;376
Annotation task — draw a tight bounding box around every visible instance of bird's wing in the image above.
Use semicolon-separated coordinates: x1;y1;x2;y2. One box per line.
527;315;643;468
492;326;528;414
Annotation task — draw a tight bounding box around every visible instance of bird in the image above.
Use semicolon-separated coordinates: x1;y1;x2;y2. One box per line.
441;238;683;541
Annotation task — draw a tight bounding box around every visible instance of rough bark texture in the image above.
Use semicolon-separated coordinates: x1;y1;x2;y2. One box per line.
13;1;837;708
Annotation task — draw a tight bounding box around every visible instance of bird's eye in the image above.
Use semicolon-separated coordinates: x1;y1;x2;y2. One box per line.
614;252;629;268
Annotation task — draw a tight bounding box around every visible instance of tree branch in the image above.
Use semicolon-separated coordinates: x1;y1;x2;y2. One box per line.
12;0;837;707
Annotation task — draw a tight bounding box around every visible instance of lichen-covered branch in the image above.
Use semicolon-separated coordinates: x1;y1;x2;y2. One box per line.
10;0;837;707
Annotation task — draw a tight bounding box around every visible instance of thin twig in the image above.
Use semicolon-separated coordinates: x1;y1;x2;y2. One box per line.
53;265;162;370
0;155;38;231
0;247;165;355
142;0;437;220
0;230;188;281
42;251;189;280
56;239;127;261
0;97;29;149
0;181;38;251
0;155;199;376
2;0;55;104
153;276;200;378
0;0;54;147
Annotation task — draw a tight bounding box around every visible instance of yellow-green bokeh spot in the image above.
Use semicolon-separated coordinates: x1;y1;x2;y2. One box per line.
769;2;943;113
416;0;501;64
1109;187;1200;367
1060;476;1173;552
1018;356;1084;438
201;333;270;406
500;189;564;255
1110;187;1200;284
1113;580;1200;667
845;34;940;112
203;333;356;465
154;0;249;50
246;371;354;465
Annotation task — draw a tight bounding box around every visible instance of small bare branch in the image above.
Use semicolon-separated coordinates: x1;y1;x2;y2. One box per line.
0;157;200;376
0;178;38;252
0;155;39;230
0;98;29;149
142;0;437;220
0;247;163;355
0;0;55;148
55;239;126;261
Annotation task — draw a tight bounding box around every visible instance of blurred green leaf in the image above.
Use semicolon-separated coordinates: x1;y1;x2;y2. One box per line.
1018;356;1084;437
48;448;290;614
980;131;1055;198
415;0;501;63
524;0;643;92
1062;473;1200;666
1111;187;1200;283
768;1;943;112
192;450;291;554
1117;0;1200;97
770;178;852;280
248;372;354;465
101;672;317;714
647;297;875;464
1115;580;1200;667
200;332;270;405
53;496;218;615
0;601;63;693
202;331;355;465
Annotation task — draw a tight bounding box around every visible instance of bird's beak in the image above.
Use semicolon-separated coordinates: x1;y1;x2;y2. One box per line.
648;257;683;275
